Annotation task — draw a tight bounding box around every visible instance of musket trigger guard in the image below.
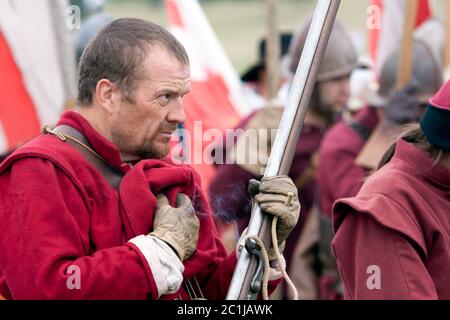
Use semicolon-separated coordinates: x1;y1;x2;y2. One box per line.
244;237;264;298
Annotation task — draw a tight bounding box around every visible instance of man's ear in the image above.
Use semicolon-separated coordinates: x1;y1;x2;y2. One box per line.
95;79;121;114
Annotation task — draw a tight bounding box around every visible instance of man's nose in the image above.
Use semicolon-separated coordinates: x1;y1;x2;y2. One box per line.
167;98;187;124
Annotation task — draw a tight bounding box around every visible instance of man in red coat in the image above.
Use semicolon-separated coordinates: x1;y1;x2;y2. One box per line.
332;79;450;299
0;18;300;300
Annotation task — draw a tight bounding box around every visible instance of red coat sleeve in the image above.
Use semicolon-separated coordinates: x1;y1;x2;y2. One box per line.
333;211;438;299
0;158;159;300
317;124;368;217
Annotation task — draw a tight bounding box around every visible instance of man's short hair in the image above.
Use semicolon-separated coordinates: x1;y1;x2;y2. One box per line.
77;18;189;106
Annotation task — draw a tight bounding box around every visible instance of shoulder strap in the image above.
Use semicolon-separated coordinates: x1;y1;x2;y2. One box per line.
345;119;372;141
44;125;123;190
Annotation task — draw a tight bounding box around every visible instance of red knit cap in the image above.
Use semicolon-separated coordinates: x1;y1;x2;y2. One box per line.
429;79;450;111
420;79;450;151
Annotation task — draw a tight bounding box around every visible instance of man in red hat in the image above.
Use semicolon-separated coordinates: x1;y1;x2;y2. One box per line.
0;18;300;300
332;79;450;299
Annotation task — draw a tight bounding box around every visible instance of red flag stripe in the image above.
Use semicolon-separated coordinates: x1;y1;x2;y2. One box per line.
165;0;184;28
369;0;383;63
165;0;242;189
416;0;431;26
0;32;40;149
369;0;431;71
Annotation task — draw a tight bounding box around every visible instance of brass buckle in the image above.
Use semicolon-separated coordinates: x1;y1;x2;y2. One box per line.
42;126;66;142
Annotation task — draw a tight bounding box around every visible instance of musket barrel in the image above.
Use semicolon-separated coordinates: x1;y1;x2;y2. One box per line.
226;0;342;300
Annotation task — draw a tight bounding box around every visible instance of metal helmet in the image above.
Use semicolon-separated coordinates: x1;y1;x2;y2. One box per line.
70;0;108;20
414;18;445;70
286;18;358;82
375;40;443;106
371;19;444;107
75;13;114;62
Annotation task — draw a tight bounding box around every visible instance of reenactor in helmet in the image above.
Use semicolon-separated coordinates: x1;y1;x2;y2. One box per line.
74;0;113;62
208;18;358;299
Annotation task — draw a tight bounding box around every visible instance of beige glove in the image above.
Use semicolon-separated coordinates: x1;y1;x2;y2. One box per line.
249;176;300;258
150;193;200;261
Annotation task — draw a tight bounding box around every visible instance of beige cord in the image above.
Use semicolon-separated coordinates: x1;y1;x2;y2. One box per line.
248;216;299;301
270;216;299;300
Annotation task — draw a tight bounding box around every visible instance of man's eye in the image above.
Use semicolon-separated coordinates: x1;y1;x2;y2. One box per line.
158;94;170;104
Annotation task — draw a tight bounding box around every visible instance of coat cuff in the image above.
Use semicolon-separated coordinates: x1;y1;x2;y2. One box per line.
129;235;184;298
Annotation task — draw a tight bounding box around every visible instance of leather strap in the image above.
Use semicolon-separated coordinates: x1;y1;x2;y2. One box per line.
44;125;123;190
345;119;372;141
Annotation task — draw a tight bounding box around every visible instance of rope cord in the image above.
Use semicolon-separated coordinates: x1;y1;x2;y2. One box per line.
248;216;298;300
270;216;299;300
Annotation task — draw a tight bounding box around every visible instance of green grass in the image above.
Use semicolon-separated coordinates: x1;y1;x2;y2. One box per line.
105;0;374;73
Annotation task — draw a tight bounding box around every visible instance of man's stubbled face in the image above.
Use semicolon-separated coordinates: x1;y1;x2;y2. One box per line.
318;75;351;113
110;45;190;160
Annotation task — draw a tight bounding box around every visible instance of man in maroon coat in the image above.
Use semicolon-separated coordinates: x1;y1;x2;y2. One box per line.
332;79;450;299
316;37;443;298
0;18;300;300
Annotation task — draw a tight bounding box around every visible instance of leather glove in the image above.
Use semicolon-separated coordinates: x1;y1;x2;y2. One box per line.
384;83;421;125
248;175;300;258
150;193;200;261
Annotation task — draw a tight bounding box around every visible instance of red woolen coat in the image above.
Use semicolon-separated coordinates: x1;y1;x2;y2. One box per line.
317;106;378;218
0;111;241;300
333;139;450;299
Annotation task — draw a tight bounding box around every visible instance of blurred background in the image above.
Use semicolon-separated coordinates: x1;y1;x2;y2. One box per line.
1;0;449;165
0;0;448;302
96;0;371;73
95;0;448;72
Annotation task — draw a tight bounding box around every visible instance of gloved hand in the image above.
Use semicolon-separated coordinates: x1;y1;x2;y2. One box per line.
150;193;200;261
248;176;300;259
384;83;421;125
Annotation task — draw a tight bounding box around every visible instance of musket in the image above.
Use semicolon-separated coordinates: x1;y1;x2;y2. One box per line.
226;0;342;300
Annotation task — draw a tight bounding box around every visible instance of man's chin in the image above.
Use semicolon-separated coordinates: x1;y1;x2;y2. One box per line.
335;102;348;112
137;145;169;160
